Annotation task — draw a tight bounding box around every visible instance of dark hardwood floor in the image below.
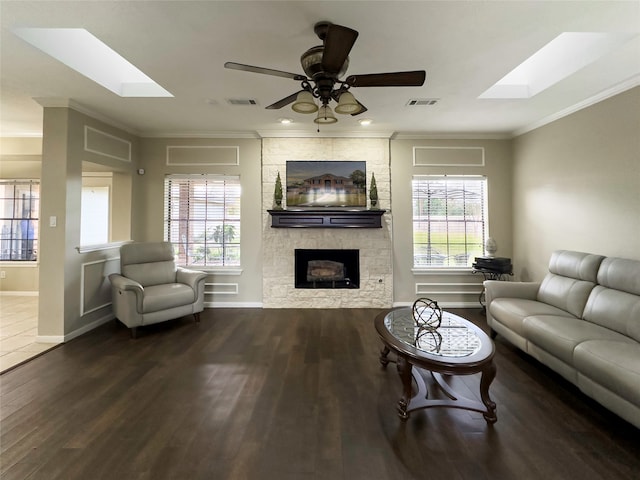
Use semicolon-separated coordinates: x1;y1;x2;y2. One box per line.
1;308;638;480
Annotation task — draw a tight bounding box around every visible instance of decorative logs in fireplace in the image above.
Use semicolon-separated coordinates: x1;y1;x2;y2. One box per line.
307;260;345;288
295;249;359;289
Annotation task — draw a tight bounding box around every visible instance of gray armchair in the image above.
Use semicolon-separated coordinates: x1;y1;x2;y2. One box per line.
109;242;207;338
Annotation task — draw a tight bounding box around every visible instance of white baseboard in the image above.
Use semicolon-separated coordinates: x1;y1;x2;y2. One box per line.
64;313;116;342
204;302;263;308
36;312;115;344
36;335;65;343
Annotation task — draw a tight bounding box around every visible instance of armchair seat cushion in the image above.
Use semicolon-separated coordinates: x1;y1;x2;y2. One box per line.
143;283;196;313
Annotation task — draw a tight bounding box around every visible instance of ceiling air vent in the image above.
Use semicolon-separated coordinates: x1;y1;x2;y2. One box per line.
406;98;439;106
227;98;259;106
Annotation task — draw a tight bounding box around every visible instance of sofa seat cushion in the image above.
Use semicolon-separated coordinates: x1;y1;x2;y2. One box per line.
489;298;575;336
143;283;195;313
574;340;640;407
523;316;634;365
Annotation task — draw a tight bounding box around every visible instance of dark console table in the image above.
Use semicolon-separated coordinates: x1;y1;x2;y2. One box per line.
472;256;513;311
268;209;385;228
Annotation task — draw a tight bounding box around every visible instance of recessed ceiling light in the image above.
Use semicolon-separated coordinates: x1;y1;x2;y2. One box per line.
13;28;172;97
479;32;637;99
279;118;293;124
358;119;372;126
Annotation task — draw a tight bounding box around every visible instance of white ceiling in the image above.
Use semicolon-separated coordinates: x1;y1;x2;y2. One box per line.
1;1;639;139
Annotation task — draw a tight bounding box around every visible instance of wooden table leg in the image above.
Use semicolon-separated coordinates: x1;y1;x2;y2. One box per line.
396;356;412;420
480;359;497;424
379;345;391;367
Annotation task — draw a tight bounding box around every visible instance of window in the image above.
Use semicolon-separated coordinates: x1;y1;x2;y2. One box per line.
164;175;240;267
412;176;487;268
0;180;39;261
81;185;110;245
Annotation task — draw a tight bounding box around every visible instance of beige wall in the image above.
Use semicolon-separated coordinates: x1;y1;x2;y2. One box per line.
138;136;263;306
390;138;513;306
512;86;640;282
38;107;139;339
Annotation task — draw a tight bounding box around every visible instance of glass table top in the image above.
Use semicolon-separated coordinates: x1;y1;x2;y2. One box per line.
383;308;482;358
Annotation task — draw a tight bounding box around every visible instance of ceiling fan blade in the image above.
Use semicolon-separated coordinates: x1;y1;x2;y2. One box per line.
345;70;426;87
321;24;359;74
224;62;307;81
265;91;304;109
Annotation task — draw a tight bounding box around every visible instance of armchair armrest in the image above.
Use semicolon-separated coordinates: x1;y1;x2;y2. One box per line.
109;273;144;293
109;273;144;312
176;267;207;289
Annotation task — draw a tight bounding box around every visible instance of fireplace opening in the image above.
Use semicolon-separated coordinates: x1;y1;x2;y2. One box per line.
295;249;359;289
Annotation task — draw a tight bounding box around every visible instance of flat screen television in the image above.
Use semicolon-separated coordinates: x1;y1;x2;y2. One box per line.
286;160;367;208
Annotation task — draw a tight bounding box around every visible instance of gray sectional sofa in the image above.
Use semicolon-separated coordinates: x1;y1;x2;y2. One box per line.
484;250;640;428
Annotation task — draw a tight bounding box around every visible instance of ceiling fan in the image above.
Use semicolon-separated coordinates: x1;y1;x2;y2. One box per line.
224;21;426;124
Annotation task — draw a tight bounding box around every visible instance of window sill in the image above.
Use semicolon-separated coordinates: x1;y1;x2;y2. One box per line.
412;267;474;275
76;240;130;254
179;266;242;275
0;261;38;267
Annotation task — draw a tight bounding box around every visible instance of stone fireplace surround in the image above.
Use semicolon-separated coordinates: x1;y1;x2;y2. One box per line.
262;138;393;308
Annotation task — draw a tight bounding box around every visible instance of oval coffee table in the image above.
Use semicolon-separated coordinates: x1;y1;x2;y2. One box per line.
375;308;497;423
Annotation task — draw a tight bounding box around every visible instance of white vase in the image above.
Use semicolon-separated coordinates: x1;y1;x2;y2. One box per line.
485;237;497;257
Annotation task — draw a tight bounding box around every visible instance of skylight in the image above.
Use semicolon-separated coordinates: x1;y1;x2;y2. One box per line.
13;28;173;97
479;32;637;99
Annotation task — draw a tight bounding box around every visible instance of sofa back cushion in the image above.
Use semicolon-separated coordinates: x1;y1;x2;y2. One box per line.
537;250;605;318
583;257;640;341
121;242;177;287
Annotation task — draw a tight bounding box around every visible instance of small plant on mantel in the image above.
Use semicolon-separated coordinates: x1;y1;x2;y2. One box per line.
274;171;284;210
369;172;379;209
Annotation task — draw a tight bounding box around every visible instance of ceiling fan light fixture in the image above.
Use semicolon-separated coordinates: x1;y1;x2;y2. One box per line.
291;90;318;113
335;91;361;114
314;105;338;124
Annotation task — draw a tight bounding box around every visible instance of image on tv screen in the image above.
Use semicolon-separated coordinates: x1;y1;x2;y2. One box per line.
286;160;367;208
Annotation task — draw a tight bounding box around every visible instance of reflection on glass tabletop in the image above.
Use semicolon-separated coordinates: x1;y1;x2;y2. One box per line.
383;310;482;357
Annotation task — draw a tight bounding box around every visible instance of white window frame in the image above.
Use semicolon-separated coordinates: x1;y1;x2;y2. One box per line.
163;174;241;268
81;185;110;246
0;180;39;262
412;175;488;269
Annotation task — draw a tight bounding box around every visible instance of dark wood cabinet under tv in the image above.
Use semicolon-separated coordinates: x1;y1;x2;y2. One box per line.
268;209;385;228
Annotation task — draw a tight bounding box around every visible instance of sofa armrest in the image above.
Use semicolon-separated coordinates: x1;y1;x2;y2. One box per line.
483;281;541;330
484;280;540;301
109;273;144;312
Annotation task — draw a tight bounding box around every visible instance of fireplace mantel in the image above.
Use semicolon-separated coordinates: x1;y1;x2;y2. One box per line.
268;209;386;228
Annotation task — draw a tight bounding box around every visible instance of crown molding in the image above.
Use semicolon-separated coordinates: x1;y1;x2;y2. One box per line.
256;128;394;139
391;132;512;140
139;131;261;139
33;97;141;136
513;75;640;137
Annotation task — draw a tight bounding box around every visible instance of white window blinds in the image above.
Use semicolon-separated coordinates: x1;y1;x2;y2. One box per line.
164;175;240;267
412;176;487;268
